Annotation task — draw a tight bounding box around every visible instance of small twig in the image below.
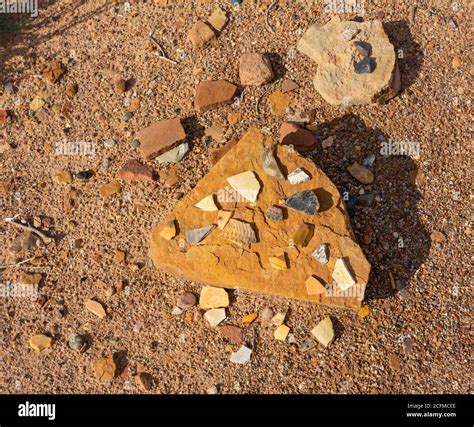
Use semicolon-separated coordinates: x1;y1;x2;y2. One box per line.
265;0;278;34
149;33;179;65
0;256;37;270
5;217;52;244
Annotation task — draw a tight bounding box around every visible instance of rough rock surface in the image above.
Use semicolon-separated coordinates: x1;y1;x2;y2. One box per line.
239;53;274;86
297;16;401;106
150;128;370;309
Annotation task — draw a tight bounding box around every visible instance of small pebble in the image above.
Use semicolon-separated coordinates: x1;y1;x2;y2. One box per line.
103;139;116;149
131;139;140;148
177;292;198;309
362;154;375;168
68;334;87;352
261;307;274;321
123;112;133;122
75;170;94;180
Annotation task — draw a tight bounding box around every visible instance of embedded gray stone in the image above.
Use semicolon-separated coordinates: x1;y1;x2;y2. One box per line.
156;142;189;164
186;225;215;244
284;190;319;215
261;145;285;180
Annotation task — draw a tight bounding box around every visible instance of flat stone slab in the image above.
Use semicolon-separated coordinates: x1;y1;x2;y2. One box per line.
150;127;371;309
297;16;400;106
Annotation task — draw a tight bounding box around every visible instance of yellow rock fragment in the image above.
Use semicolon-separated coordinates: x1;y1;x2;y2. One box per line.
159;220;177;240
30;96;45;111
29;334;53;352
54;171;73;184
357;305;372;318
208;7;228;31
85;299;107;319
269;253;288;270
274;324;290;341
99;181;121;198
241;312;258;325
199;286;229;309
305;276;326;295
293;223;314;247
268;91;290;116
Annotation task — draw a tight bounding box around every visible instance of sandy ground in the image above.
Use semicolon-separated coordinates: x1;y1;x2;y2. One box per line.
0;0;472;394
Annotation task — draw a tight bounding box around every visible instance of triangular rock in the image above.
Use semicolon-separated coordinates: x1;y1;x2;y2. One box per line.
150;128;370;308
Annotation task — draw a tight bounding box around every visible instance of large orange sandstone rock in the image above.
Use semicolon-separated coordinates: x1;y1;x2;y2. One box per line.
150;128;370;309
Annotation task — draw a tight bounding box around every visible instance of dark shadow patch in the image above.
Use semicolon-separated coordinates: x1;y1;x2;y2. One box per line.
305;114;430;303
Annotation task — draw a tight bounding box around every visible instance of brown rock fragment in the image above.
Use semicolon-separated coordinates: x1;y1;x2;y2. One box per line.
194;80;238;113
279;122;317;152
239;53;274;86
219;325;243;344
208;7;228;32
281;79;299;93
42;61;64;83
138;118;186;160
137;372;154;391
0;109;8;124
85;299;107;319
93;356;116;382
149;127;371;309
118;159;154;181
188;21;216;48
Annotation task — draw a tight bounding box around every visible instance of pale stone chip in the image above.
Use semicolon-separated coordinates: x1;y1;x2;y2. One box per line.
204;308;226;327
311;316;335;347
332;258;356;290
195;195;218;211
226;171;261;203
230;345;252;364
29;334;53;352
288;168;311;185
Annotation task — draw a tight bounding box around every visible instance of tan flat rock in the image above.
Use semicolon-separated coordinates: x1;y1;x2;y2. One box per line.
297;16;400;106
149;127;370;308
